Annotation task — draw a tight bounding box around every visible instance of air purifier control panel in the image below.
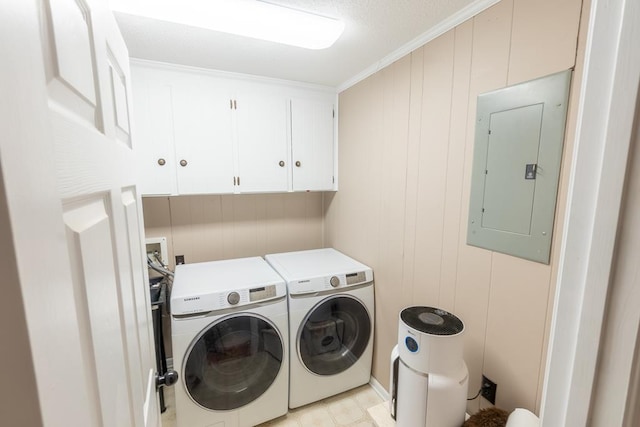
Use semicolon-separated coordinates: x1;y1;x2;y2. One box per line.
405;336;419;352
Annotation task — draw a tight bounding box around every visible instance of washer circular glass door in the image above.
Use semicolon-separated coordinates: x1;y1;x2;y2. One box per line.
298;295;371;376
183;314;283;410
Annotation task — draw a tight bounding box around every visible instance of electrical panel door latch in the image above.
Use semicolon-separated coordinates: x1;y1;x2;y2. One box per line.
525;163;537;180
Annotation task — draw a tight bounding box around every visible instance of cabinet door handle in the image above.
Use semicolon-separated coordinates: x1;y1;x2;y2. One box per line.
157;158;166;166
279;160;285;167
179;159;188;167
295;161;301;167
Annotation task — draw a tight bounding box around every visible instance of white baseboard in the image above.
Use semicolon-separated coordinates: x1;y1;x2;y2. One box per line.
369;376;389;401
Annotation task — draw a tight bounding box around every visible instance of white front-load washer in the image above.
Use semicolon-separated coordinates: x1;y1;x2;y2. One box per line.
170;257;288;427
265;248;374;408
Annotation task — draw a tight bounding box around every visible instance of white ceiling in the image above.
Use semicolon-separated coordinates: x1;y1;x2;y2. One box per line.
113;0;493;89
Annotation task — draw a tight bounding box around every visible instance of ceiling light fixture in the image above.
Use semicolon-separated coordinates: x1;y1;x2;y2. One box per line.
110;0;345;50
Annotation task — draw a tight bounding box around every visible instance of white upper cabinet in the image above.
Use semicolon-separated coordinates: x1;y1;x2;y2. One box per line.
131;66;178;195
172;75;235;194
291;98;335;191
131;61;337;196
235;84;289;193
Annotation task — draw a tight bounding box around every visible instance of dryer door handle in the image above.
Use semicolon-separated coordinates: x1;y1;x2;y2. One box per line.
155;369;178;390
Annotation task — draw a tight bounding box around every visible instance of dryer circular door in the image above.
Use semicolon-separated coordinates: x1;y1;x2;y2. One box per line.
298;295;371;376
183;313;284;410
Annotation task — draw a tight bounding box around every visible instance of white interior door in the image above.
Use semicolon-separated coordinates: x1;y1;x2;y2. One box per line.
0;0;159;426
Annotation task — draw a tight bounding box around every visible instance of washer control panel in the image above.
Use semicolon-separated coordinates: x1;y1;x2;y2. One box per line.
172;282;285;315
346;271;366;285
249;284;277;302
227;291;240;305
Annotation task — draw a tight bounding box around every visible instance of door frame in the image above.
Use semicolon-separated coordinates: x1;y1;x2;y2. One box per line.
541;0;640;424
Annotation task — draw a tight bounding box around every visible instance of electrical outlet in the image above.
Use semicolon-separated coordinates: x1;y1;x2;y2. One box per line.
175;255;185;265
481;375;497;405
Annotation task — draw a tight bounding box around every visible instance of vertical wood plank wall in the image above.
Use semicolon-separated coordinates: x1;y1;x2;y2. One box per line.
143;193;324;359
143;193;324;268
325;0;586;414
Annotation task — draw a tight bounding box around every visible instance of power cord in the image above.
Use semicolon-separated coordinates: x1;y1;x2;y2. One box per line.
467;381;492;401
467;387;483;401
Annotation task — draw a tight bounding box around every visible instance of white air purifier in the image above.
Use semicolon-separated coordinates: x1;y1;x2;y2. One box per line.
390;306;468;427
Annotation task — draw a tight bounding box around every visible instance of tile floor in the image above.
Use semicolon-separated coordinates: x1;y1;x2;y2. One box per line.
160;383;388;427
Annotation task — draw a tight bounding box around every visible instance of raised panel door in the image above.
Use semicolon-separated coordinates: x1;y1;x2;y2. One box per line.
42;2;160;426
44;0;100;127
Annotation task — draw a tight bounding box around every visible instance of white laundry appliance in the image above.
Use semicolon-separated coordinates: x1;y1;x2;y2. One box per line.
390;306;468;427
265;248;374;408
170;257;289;427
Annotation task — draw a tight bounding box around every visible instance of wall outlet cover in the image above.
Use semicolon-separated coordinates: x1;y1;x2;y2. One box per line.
481;375;497;405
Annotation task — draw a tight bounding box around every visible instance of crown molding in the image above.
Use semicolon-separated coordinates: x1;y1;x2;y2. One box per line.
337;0;501;92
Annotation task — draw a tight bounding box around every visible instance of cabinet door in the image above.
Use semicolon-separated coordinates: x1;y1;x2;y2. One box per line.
291;99;335;191
172;76;235;194
235;87;289;193
131;68;178;195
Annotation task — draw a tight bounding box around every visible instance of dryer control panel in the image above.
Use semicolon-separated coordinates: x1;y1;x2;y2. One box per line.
265;248;374;296
289;270;373;295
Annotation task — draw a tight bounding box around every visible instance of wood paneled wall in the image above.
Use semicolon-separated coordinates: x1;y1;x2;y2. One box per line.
325;0;586;414
143;193;324;267
143;192;324;359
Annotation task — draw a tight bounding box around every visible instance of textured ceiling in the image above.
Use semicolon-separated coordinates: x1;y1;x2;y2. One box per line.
113;0;480;88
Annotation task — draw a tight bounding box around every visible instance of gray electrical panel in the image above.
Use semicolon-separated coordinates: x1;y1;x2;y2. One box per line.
467;70;572;264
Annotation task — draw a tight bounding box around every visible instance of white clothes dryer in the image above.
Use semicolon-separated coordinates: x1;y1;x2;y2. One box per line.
170;257;288;427
265;248;374;408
